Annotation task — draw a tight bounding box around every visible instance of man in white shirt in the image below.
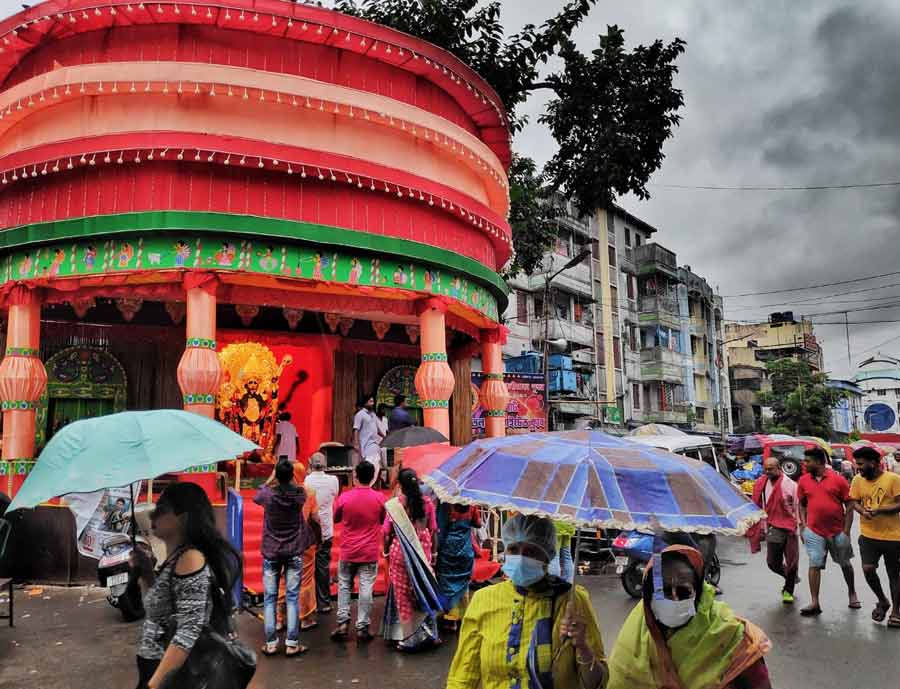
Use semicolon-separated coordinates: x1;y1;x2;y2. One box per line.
304;452;341;613
274;412;300;462
352;394;381;483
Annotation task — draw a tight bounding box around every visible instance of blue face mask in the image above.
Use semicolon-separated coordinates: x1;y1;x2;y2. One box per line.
503;554;546;588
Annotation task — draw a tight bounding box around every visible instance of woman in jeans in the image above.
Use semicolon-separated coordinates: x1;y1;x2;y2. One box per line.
131;482;241;689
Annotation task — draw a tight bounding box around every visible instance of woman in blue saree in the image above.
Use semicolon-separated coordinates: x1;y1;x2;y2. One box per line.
436;503;481;628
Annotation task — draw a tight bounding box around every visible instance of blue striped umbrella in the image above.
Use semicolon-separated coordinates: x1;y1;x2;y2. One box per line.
424;430;763;535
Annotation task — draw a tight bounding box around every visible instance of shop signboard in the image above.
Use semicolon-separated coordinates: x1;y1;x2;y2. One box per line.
471;372;547;438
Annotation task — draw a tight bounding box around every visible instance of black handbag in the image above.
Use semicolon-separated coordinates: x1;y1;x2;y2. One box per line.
161;557;256;689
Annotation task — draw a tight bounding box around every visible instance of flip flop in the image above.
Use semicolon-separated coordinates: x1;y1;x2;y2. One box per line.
285;644;309;657
889;615;900;629
301;622;319;631
800;606;823;617
873;603;890;622
849;601;862;610
260;643;278;656
330;623;350;641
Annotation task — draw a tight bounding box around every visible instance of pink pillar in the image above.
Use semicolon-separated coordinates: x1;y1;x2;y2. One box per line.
480;328;510;438
0;289;47;461
414;299;455;439
176;275;223;418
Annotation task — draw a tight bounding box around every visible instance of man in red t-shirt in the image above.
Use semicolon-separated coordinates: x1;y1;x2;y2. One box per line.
330;460;386;642
796;446;860;616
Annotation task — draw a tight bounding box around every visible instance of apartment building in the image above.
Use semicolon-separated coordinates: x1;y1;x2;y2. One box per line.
725;314;824;432
504;204;731;436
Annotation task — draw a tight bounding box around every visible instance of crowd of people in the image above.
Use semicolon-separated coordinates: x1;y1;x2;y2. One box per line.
751;445;900;625
131;410;900;688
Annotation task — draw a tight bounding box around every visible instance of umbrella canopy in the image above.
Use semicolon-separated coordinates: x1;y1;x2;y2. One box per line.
381;425;448;449
397;442;459;478
8;410;258;512
424;430;763;535
628;423;688;437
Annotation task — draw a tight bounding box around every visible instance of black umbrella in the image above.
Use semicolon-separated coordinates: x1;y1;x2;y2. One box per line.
381;426;448;449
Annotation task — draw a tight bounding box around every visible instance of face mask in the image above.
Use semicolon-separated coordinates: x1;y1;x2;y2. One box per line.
502;554;546;588
651;597;696;629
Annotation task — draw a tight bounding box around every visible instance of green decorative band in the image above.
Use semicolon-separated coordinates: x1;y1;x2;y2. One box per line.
4;347;38;357
420;399;450;409
182;463;218;473
0;211;508;315
1;400;37;410
186;338;217;350
183;393;216;405
13;460;34;475
422;352;449;363
484;372;504;381
484;409;507;417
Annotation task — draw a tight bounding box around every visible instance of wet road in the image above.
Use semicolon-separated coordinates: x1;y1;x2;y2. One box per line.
0;534;894;688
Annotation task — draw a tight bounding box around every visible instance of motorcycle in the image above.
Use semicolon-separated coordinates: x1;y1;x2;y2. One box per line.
612;530;721;599
97;503;164;622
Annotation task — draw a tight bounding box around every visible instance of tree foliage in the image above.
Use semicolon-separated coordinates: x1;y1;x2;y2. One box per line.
335;0;686;273
506;155;561;277
758;359;845;439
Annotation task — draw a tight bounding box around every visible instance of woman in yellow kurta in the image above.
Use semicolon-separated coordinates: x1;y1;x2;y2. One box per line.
446;514;608;689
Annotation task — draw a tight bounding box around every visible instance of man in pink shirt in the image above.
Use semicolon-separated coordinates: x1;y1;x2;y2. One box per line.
331;461;386;642
752;457;800;604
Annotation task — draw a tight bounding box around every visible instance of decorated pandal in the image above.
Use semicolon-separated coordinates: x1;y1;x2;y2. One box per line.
0;0;514;515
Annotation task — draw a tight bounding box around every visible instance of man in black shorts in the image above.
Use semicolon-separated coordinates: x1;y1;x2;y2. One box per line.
848;446;900;626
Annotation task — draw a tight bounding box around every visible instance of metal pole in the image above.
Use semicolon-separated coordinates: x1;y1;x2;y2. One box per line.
544;277;551;431
844;311;853;373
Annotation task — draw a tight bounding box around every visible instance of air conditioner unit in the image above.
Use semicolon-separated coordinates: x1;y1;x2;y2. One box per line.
571;349;594;365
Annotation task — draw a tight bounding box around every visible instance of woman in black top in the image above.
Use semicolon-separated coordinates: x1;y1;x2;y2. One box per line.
131;483;241;689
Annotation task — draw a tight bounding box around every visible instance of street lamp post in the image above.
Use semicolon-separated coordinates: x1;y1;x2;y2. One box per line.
542;248;593;430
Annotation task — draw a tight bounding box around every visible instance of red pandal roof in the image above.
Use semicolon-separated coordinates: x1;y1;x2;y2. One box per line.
0;0;511;168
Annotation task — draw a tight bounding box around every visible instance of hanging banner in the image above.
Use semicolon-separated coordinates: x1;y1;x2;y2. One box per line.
67;482;142;559
471;372;547;438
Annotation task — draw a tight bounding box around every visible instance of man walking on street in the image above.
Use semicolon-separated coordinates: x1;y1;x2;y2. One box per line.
797;446;860;616
304;452;340;614
254;459;310;656
849;446;900;626
352;394;382;483
331;461;386;642
752;457;800;604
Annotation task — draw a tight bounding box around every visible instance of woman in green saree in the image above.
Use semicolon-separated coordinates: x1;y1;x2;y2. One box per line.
608;545;772;689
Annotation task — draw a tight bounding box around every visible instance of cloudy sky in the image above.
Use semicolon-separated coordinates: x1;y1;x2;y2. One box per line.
503;0;900;379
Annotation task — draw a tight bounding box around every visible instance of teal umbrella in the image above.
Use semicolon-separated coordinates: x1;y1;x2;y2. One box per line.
7;410;258;512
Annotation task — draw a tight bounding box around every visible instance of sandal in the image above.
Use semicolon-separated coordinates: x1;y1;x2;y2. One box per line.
849;601;862;610
330;622;350;641
800;605;822;617
260;642;278;656
889;615;900;629
301;621;319;631
285;644;309;656
872;603;890;622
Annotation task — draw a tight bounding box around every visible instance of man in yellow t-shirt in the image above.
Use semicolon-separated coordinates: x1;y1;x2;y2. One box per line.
849;446;900;626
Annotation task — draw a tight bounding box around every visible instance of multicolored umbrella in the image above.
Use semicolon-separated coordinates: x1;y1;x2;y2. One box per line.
424;430;763;535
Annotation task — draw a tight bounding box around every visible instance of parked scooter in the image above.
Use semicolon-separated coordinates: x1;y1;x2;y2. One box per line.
612;530;721;599
97;503;164;621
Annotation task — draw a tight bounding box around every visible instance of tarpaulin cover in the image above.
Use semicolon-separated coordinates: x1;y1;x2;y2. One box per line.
424;430;763;535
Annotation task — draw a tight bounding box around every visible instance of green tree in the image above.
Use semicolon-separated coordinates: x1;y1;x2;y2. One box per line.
758;359;845;439
335;0;686;273
506;155;562;277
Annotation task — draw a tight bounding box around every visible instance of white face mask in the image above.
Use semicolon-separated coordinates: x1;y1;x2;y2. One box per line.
651;597;696;629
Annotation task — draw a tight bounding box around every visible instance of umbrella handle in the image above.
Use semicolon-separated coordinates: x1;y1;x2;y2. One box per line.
130;483;137;549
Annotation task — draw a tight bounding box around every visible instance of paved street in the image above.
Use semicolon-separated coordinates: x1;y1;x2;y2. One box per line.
0;535;894;689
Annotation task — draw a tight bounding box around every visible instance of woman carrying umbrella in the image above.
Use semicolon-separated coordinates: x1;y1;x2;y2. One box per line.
446;514;608;689
131;482;244;689
607;545;772;689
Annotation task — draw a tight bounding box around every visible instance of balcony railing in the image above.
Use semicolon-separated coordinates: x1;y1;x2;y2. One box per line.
638;295;681;330
620;246;637;274
640;347;685;383
644;406;689;424
634;243;678;276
